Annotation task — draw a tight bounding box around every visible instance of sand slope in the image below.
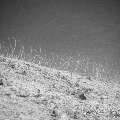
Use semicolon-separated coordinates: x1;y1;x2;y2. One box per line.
0;56;120;120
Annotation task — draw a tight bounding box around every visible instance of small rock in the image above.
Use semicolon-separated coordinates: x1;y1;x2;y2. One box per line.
0;79;3;86
79;93;86;100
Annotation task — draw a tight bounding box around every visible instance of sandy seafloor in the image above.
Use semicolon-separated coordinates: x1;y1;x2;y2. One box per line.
0;55;120;120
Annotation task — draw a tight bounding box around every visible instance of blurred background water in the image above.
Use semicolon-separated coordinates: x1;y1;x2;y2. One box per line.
0;0;120;83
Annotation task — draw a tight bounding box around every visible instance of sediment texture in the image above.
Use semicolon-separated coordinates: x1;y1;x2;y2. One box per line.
0;56;120;120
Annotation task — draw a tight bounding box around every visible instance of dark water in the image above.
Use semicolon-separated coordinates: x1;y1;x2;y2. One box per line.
0;0;120;82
